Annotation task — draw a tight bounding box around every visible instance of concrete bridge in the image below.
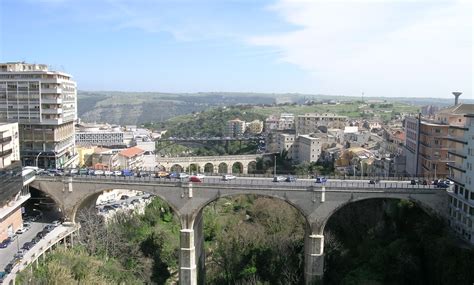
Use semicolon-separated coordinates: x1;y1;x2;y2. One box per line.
155;154;261;174
30;176;448;285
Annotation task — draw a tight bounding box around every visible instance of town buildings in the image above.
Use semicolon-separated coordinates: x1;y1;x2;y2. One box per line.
117;146;145;169
0;62;78;169
226;119;246;137
447;113;474;244
75;123;125;147
405;102;474;178
0;122;33;241
296;113;347;135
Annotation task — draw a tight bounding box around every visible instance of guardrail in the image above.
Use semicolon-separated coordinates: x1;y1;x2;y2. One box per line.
34;175;446;191
3;225;80;285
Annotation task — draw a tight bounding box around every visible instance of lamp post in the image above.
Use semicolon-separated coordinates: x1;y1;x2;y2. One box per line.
360;160;364;179
35;151;44;168
273;154;277;176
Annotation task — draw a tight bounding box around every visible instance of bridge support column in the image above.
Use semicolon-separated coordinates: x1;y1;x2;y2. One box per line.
242;165;248;175
179;212;205;285
304;229;324;285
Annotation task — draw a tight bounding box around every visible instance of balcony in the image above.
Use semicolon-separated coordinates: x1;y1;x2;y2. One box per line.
42;108;63;115
447;163;466;173
41;118;63;125
0;148;13;157
0;135;12;144
41;87;62;94
448;150;467;159
42;97;63;104
447;136;468;145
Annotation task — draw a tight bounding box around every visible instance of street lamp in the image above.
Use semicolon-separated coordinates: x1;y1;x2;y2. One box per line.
35;151;44;168
273;154;277;176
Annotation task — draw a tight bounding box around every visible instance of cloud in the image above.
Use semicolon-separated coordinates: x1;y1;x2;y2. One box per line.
248;0;473;98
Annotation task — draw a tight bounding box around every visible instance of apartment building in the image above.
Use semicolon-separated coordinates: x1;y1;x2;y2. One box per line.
118;146;145;169
447;113;474;244
75;123;125;147
405;103;474;178
0;122;20;168
0;62;77;169
0;122;32;241
226;119;246;137
296;113;346;135
265;113;295;131
276;133;296;159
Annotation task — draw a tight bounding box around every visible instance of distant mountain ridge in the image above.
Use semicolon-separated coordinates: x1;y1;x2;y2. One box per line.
77;91;473;125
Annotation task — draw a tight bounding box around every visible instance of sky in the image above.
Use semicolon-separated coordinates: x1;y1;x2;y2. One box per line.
0;0;472;98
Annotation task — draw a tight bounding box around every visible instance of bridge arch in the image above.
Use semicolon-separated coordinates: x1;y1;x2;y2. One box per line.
247;161;257;174
170;164;184;173
203;163;214;173
319;196;445;234
187;163;200;173
218;162;228;174
231;162;244;174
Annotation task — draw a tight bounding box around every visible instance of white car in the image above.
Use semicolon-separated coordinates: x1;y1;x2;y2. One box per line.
104;170;113;176
113;170;122;176
16;227;28;234
272;176;286;182
51;220;61;227
69;169;78;175
222;174;236;181
178;173;189;179
94;170;104;176
194;173;205;179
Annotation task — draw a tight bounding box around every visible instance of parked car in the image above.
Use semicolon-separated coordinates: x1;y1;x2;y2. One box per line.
120;195;129;200
286;176;297;182
121;169;134;177
0;271;6;282
137;171;150;177
315;177;327;183
87;169;95;176
36;231;46;239
222;174;236;181
22;242;34;250
94;170;104;176
113;170;122;176
4;263;13;274
410;179;417;185
369;180;376;184
273;176;286;182
79;168;89;175
16;227;28;234
104;170;113;176
68;169;78;176
189;176;202;183
52;220;61;227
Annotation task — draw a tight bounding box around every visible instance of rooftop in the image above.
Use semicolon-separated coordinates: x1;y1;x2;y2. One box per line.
119;146;145;158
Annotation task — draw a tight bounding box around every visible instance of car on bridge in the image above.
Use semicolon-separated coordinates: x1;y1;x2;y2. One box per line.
22;242;34;250
155;171;169;178
286;176;297;182
315;177;327;183
122;169;134;177
113;170;122;176
79;168;89;175
104;170;113;176
167;172;179;179
189;176;202;183
273;176;286;182
222;174;236;181
193;173;205;179
178;173;189;179
94;170;104;176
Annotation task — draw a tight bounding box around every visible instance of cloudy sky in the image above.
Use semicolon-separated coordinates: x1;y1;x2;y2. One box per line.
0;0;472;98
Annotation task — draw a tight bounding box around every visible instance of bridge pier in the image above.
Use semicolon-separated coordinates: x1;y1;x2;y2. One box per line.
179;212;205;285
304;228;324;285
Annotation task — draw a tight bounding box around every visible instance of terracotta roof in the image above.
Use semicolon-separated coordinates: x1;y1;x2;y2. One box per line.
93;147;111;154
119;146;145;158
437;104;474;115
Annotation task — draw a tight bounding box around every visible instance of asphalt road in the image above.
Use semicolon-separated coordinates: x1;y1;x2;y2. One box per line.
0;220;50;271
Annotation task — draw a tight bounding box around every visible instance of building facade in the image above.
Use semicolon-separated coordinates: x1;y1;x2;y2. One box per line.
447;113;474;244
0;122;20;168
118;146;145;169
0;123;32;241
0;62;78;169
296;113;346;135
226;119;246;137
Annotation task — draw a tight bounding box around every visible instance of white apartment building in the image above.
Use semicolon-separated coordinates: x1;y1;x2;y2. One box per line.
0;122;20;168
75;123;125;147
0;62;77;169
448;113;474;244
265;113;295;132
276;132;332;163
0;123;32;241
296;113;347;135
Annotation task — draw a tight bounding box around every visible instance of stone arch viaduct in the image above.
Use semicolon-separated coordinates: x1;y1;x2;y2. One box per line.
30;176;448;285
155;154;260;174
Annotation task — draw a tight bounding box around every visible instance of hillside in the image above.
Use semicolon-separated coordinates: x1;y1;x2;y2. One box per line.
77;91;470;125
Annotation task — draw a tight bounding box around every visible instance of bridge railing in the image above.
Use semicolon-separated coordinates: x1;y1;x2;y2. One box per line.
34;175;446;191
